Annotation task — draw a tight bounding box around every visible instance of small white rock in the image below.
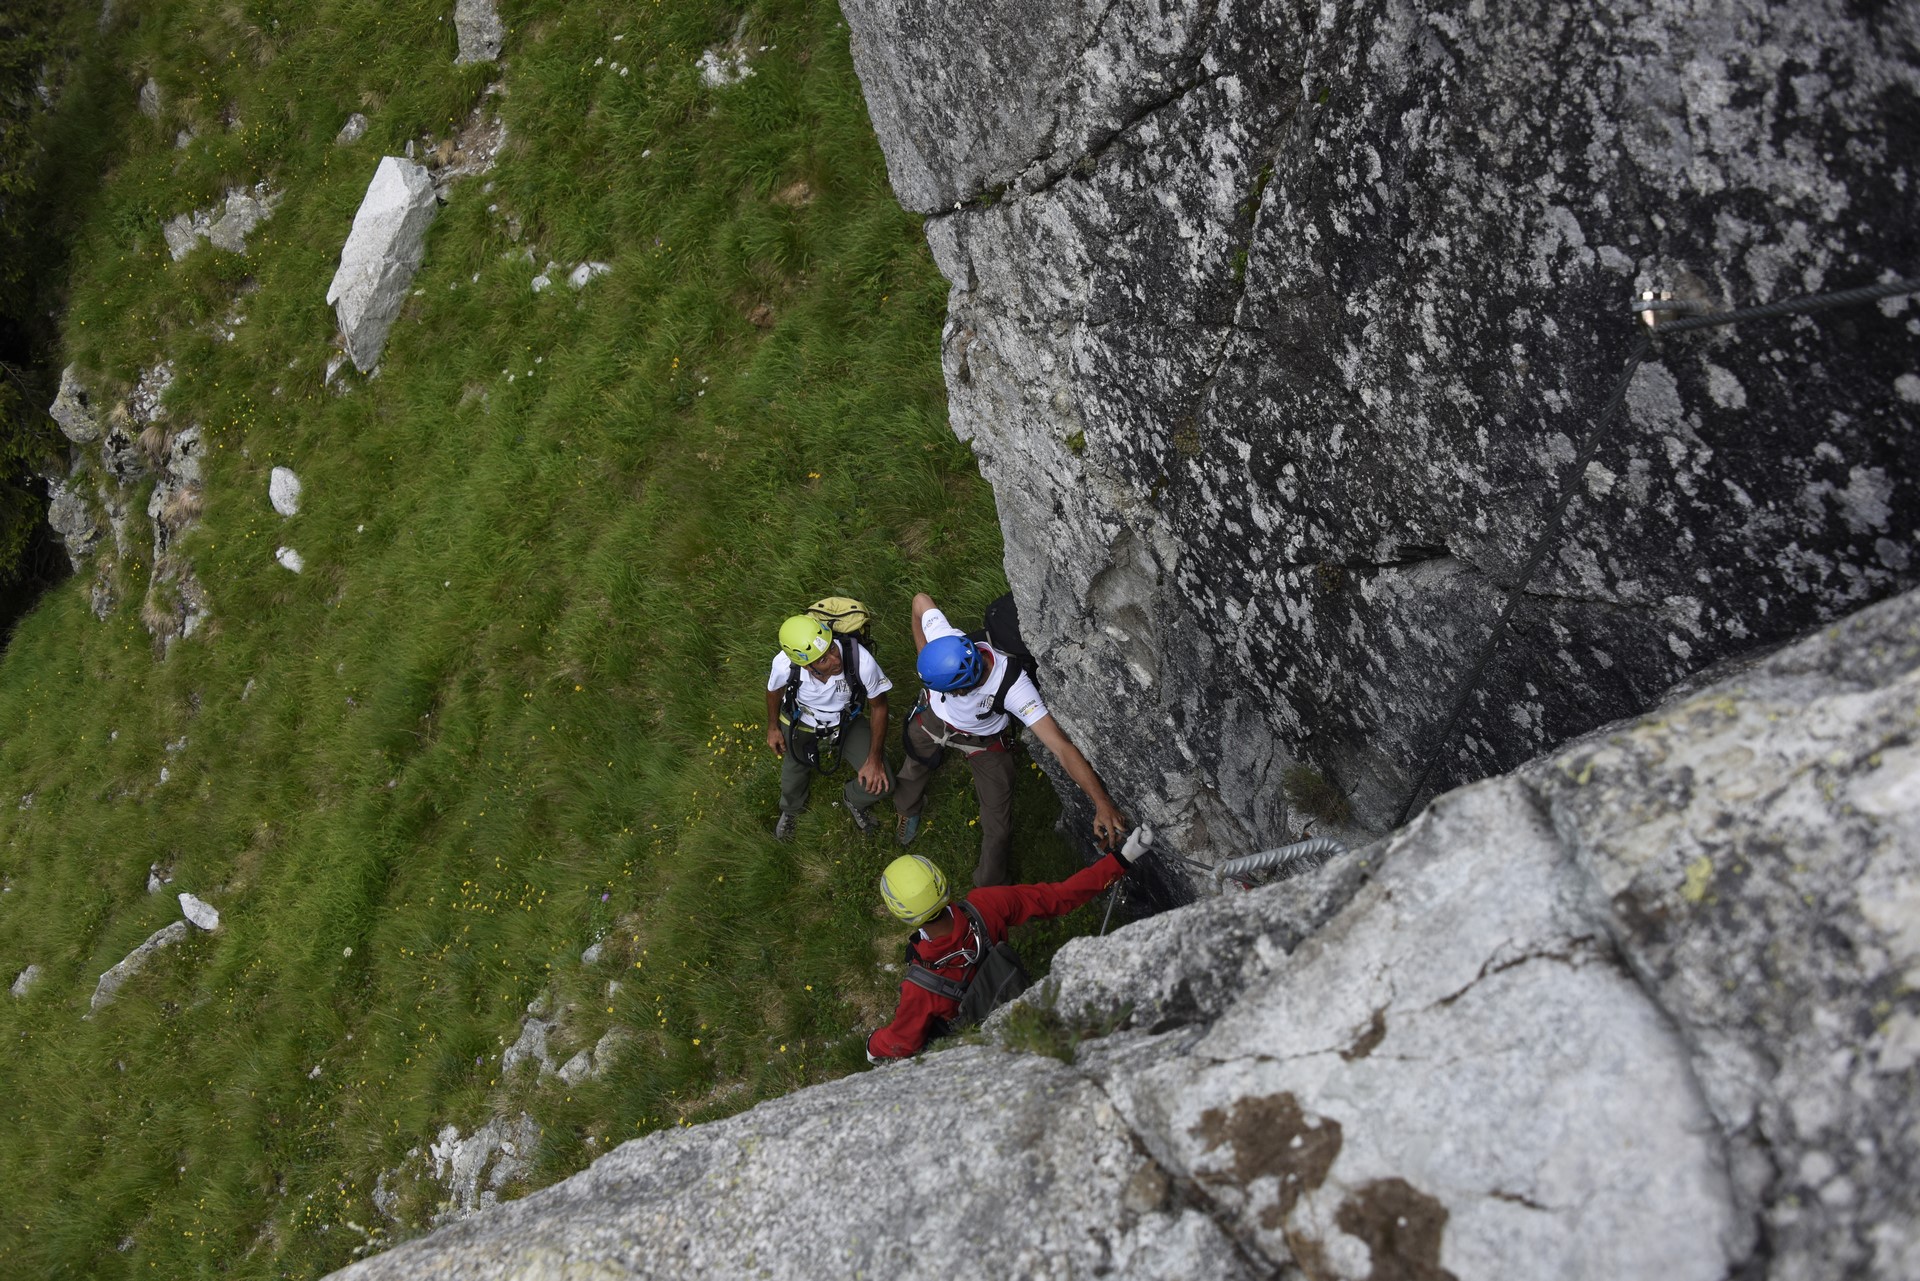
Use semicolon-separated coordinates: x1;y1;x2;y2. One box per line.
179;892;220;931
269;467;303;516
568;261;611;289
275;546;304;574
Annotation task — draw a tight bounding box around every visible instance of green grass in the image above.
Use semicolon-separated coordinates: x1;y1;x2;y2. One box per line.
0;2;1117;1276
1283;761;1354;827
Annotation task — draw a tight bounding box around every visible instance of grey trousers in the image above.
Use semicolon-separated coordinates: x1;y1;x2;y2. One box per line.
780;716;892;816
893;710;1018;887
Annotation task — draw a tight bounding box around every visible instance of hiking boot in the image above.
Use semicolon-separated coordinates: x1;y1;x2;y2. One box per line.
774;812;798;843
848;804;879;836
896;814;921;847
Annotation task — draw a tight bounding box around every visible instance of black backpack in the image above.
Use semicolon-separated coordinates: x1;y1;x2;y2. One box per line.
904;900;1031;1028
968;592;1037;720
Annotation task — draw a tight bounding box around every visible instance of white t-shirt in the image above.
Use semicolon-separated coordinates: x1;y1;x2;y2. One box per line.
767;639;893;729
920;607;1048;735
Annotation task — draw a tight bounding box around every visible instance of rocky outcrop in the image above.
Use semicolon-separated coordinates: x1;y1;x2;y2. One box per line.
161;183;280;260
48;364;100;443
326;157;440;372
333;1049;1249;1280
839;0;1920;861
89;921;190;1012
45;473;103;570
425;1113;540;1223
326;586;1920;1279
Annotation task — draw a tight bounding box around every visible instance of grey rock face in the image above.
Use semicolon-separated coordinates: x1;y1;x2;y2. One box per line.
136;76;160;120
335;112;369;146
326;157;439;372
48;364;99;443
324;586;1920;1281
46;474;103;570
840;0;1920;859
452;0;504;65
331;1049;1251;1281
90;921;190;1011
10;965;42;998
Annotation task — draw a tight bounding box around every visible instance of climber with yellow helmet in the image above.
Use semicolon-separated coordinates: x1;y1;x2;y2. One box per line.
865;832;1147;1061
766;611;895;842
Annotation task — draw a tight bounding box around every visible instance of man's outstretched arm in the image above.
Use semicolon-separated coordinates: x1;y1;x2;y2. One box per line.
1027;713;1128;851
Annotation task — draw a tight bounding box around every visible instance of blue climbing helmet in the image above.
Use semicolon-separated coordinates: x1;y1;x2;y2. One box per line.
917;634;984;693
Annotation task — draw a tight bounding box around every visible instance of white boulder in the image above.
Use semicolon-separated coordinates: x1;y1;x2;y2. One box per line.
269;466;302;516
326;157;440;372
274;546;303;573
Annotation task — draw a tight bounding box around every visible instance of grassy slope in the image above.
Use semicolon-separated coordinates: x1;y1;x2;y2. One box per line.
0;1;1112;1275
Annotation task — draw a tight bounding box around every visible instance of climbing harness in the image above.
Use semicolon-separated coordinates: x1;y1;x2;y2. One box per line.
1393;271;1920;828
900;694;1012;767
903;900;1032;1028
781;597;877;777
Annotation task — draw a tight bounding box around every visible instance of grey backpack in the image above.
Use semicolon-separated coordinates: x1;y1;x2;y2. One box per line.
903;900;1031;1027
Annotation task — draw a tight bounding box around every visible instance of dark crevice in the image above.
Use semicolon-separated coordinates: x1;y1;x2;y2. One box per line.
1430;935;1606;1009
1516;774;1776;1277
1488;1188;1551;1212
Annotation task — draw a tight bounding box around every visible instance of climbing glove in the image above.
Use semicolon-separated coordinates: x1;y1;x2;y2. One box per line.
1114;825;1154;870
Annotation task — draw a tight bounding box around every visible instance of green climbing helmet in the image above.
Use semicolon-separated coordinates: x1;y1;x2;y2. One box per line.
780;615;834;667
880;855;949;927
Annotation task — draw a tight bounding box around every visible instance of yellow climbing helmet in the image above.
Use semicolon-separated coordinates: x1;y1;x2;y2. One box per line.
779;615;833;667
880;855;949;927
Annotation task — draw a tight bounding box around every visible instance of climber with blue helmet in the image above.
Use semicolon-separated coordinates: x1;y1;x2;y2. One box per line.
892;591;1128;885
765;610;895;842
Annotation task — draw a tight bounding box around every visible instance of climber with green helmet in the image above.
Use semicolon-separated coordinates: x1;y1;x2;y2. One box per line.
766;613;895;842
893;591;1128;885
865;835;1145;1061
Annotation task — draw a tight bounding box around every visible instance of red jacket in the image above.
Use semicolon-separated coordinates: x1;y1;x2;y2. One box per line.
867;854;1127;1060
